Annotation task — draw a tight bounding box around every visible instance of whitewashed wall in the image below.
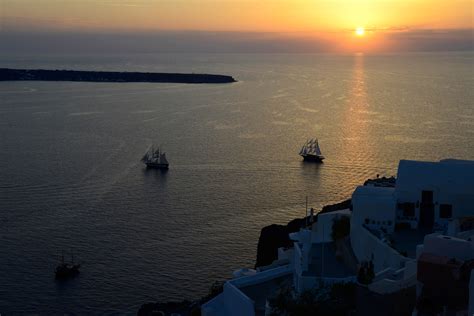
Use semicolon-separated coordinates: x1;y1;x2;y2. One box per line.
351;186;396;233
350;225;409;273
422;234;474;260
395;159;474;226
222;282;255;316
311;210;351;243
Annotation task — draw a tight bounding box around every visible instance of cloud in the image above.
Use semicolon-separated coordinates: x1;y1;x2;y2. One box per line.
383;28;474;52
0;30;335;54
0;28;471;54
95;0;147;7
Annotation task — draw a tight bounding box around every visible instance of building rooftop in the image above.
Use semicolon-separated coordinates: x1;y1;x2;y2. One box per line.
319;208;352;216
202;265;292;316
353;186;395;197
396;159;474;195
418;252;464;267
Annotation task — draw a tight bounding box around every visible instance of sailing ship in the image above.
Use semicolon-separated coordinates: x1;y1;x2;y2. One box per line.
55;251;80;279
141;145;169;169
299;139;325;162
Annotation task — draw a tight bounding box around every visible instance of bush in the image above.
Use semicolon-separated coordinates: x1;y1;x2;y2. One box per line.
200;281;224;304
395;222;411;231
267;286;296;315
268;282;356;316
357;260;375;285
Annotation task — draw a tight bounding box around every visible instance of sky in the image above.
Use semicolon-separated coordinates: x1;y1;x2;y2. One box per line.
1;0;473;53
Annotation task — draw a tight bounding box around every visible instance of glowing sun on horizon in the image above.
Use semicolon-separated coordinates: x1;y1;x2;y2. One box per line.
355;27;365;36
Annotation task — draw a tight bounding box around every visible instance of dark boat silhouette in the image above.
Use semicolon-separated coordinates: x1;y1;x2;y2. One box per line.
299;139;325;163
141;145;169;169
55;252;80;279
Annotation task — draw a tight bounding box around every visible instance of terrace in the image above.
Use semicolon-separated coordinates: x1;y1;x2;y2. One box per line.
303;242;355;278
364;224;429;259
390;228;429;258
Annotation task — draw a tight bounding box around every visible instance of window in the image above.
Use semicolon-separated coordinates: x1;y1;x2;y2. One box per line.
403;203;415;217
439;204;452;219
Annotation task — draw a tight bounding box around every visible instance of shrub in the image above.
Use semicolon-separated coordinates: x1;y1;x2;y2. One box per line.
268;286;296;315
200;281;224;304
357;260;375;285
395;222;411;231
268;283;356;316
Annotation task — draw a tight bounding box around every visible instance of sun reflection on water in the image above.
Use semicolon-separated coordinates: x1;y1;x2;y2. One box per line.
340;54;373;168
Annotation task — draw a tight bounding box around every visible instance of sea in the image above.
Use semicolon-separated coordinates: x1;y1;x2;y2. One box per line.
0;52;473;314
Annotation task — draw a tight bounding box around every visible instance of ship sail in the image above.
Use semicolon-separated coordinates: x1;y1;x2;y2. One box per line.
314;139;322;155
160;153;168;164
141;145;152;162
141;144;169;169
299;138;324;162
299;144;306;155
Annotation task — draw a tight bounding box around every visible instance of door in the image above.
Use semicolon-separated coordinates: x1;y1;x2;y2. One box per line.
419;190;434;229
421;190;433;204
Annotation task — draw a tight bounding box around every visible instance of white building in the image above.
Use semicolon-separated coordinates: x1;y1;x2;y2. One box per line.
311;209;352;243
396;159;474;231
201;265;293;316
202;209;355;316
351;185;409;273
351;159;474;273
291;209;356;293
418;233;474;261
203;159;474;315
351;186;396;233
415;233;474;315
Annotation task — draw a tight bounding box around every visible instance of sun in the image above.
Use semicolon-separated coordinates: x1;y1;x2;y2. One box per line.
355;27;365;36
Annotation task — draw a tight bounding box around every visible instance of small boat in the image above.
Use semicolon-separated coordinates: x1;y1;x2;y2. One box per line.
142;145;169;169
299;138;325;163
55;252;80;279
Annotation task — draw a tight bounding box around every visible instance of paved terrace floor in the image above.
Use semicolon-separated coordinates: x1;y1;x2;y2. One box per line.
391;228;430;259
303;242;354;278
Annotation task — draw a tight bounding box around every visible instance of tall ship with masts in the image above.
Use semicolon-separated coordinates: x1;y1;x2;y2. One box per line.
299;139;325;163
141;145;169;169
55;251;80;279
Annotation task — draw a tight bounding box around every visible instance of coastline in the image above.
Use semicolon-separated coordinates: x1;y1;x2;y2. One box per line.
136;198;352;316
136;176;396;315
0;68;237;84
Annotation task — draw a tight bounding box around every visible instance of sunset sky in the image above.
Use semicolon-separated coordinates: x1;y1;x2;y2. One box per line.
1;0;473;53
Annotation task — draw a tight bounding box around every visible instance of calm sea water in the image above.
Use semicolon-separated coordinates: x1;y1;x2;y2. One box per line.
0;52;473;314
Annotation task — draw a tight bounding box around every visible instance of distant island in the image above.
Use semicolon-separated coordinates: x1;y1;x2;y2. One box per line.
0;68;237;84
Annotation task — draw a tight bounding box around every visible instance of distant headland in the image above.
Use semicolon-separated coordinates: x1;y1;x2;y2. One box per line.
0;68;237;84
